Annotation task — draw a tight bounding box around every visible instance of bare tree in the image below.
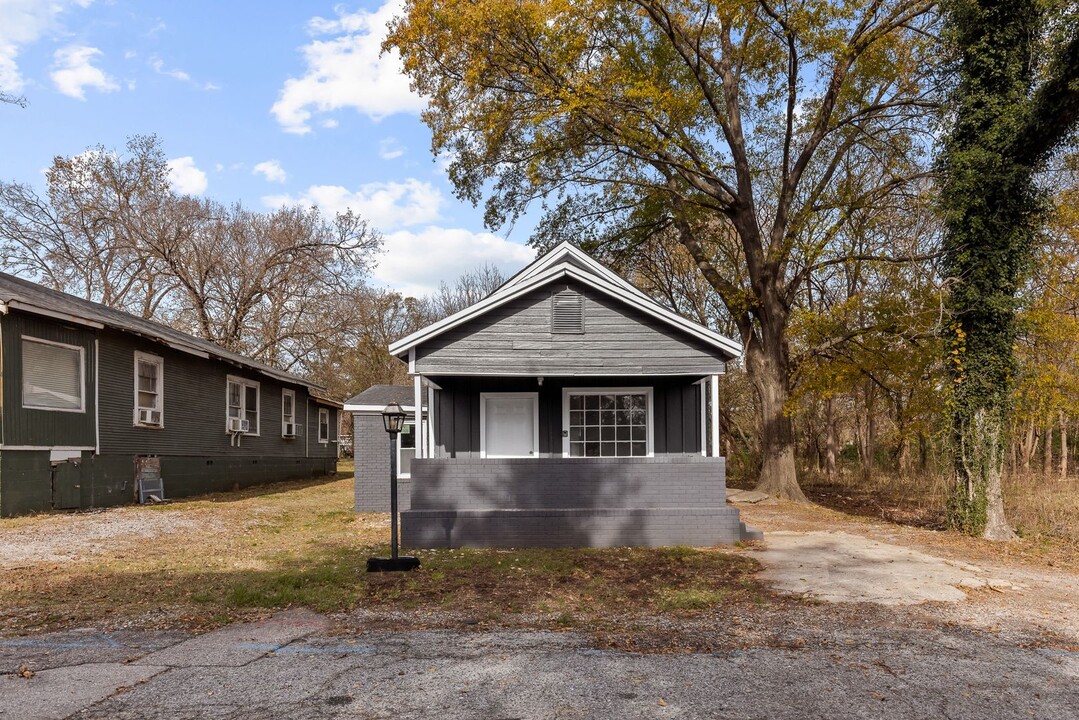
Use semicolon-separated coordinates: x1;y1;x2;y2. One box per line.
0;135;382;379
420;263;507;321
1;90;27;107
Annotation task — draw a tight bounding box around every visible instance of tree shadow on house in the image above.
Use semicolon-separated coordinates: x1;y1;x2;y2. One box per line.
404;457;738;549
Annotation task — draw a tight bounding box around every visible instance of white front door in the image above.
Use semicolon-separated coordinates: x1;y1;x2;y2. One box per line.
481;393;539;458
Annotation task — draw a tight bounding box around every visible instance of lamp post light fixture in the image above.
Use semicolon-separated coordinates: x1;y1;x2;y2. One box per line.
367;402;420;572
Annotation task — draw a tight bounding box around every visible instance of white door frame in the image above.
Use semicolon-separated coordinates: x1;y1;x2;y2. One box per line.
479;392;540;458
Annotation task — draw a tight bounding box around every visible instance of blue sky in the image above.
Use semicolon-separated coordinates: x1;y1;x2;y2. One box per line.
0;0;536;296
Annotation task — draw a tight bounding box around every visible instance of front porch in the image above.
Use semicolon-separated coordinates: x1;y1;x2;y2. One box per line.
401;456;754;548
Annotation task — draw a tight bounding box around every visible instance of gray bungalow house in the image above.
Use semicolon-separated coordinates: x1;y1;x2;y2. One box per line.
0;272;340;517
368;242;757;548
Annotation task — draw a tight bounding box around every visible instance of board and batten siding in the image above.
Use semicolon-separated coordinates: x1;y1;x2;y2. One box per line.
413;280;727;376
430;376;701;459
96;328;337;458
0;311;97;448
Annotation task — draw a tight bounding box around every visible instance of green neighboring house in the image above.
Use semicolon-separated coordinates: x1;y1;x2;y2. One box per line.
0;272;340;517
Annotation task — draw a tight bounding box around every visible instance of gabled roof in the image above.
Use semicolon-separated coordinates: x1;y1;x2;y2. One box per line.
344;384;425;412
389;242;742;361
0;272;325;392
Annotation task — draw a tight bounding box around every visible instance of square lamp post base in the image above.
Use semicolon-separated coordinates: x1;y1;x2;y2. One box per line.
366;556;420;573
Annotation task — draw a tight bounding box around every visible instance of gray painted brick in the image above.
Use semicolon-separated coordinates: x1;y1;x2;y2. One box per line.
400;456;756;548
353;413;412;512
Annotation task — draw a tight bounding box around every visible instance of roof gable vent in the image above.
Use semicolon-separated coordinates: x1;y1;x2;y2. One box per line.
551;290;584;334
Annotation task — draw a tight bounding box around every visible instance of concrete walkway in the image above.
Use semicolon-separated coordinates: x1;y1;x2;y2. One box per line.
2;609;1077;719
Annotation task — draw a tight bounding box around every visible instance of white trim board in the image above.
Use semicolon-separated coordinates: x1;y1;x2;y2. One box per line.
0;445;94;451
413;369;725;378
345;404;418;413
499;242;653;302
389;261;742;360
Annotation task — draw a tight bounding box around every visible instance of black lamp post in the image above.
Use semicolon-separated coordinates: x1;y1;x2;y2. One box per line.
367;401;420;572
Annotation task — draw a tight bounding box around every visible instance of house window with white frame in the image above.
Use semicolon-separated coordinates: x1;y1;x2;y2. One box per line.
22;337;85;412
133;352;164;426
282;389;297;437
226;376;260;435
398;420;416;476
318;407;330;443
565;389;651;457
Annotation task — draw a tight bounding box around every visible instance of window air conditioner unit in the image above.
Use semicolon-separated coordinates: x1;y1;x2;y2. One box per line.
228;417;250;433
283;422;298;437
138;409;162;426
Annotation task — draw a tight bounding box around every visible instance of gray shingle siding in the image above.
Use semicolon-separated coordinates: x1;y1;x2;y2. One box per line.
414;280;727;376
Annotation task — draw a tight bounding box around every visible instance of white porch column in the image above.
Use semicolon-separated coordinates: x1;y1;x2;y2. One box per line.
414;374;425;459
699;379;707;456
427;383;437;459
710;374;721;458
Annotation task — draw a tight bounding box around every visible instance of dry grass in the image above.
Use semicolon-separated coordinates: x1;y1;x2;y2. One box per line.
0;464;762;636
1004;476;1079;542
795;468;1079;565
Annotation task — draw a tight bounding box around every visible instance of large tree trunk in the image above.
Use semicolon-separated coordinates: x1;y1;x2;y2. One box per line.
744;327;806;502
951;408;1017;541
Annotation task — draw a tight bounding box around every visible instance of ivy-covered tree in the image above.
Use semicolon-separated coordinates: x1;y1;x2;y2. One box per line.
939;0;1079;538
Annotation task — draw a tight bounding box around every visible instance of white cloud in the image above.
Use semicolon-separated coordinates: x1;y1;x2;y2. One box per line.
0;0;94;94
148;54;218;91
252;159;287;183
263;179;443;231
50;45;118;100
378;136;405;160
375;228;536;297
270;0;424;134
167;156;208;195
149;55;189;82
320;118;338;129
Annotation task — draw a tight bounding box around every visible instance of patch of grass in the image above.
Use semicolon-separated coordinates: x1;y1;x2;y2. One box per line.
656;587;730;612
